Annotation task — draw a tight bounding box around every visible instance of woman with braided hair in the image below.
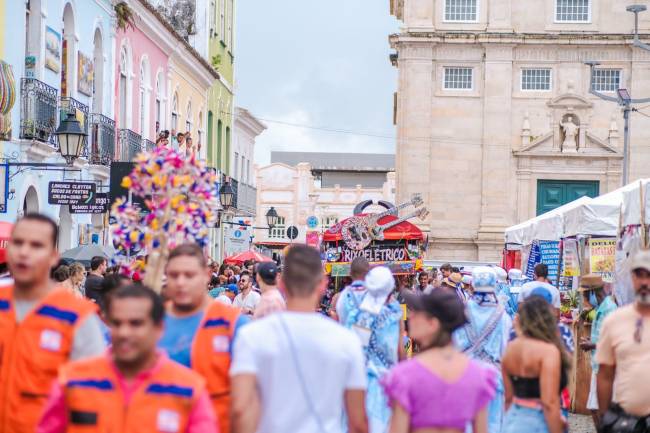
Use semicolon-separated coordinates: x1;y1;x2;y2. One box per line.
502;296;571;433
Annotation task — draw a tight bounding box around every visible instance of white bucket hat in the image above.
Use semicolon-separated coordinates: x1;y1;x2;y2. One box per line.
471;266;497;293
360;266;395;314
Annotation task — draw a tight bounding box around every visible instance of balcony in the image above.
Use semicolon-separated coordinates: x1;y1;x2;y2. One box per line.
89;114;115;166
142;138;155;153
118;129;142;161
20;78;58;145
236;182;257;216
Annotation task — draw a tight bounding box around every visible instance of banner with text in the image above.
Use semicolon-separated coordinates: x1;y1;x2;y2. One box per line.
589;238;616;283
562;238;580;277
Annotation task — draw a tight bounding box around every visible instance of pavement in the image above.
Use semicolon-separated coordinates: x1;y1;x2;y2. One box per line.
569;413;596;433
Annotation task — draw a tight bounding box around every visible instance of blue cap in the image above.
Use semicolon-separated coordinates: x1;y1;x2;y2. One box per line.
530;286;553;305
226;284;238;293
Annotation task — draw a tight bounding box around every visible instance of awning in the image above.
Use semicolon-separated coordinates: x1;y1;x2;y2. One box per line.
223;250;273;265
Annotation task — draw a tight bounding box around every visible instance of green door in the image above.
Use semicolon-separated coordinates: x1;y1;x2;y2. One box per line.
536;180;599;215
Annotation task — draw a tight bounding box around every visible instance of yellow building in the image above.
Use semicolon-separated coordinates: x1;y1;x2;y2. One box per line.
167;42;218;160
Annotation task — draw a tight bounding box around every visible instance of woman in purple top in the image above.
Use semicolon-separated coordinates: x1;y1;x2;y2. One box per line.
382;290;497;433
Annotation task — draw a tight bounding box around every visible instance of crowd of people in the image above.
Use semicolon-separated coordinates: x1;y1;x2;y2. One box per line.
1;212;650;433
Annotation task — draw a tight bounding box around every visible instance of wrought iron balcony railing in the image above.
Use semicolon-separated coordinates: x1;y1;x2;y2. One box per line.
142;138;155;153
20;78;58;145
236;183;257;215
118;128;142;161
89;113;116;166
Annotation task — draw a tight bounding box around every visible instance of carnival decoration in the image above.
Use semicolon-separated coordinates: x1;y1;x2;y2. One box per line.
339;194;424;250
0;61;16;140
111;146;219;292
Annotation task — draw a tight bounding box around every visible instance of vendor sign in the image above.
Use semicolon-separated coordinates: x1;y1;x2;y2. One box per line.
539;241;560;284
589;238;616;282
340;245;409;263
562;239;580;277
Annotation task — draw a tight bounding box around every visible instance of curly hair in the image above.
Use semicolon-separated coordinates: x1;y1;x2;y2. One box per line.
518;296;571;376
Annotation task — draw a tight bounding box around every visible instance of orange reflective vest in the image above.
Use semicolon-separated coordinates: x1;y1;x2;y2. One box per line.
0;284;97;433
60;355;206;433
191;301;241;433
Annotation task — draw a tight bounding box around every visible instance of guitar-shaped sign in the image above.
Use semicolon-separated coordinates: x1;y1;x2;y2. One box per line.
340;194;424;251
372;207;430;241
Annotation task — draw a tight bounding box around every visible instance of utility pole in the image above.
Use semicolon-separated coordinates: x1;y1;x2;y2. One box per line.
585;5;650;186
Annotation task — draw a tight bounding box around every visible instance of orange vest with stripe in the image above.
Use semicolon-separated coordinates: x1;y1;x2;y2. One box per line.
0;284;97;433
60;355;205;433
191;301;241;433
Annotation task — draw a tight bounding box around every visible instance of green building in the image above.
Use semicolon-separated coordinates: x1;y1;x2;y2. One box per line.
206;0;234;176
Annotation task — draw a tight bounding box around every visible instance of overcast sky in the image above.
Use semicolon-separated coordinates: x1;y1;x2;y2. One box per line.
235;1;399;165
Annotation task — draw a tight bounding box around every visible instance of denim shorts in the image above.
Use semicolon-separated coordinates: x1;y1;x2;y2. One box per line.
503;404;550;433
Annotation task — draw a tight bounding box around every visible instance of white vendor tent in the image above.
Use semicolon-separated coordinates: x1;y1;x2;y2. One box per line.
621;179;650;227
504;196;592;246
562;183;638;238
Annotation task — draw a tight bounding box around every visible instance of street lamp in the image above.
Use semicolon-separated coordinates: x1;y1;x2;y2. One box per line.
218;182;235;210
628;5;650;50
265;207;279;229
585;60;650;186
54;112;87;165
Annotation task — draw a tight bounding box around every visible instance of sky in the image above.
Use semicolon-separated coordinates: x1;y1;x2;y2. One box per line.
235;0;399;165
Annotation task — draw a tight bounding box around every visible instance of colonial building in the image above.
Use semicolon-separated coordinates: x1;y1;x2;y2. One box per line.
0;0;116;250
254;153;396;257
232;107;266;217
389;0;650;262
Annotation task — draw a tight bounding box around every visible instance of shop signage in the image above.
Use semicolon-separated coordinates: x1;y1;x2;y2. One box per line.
69;193;109;214
48;181;95;205
539;241;560;284
589;238;616;282
562;238;580;277
340;245;409;263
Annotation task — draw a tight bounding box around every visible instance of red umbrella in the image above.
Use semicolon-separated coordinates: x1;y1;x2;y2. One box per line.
223;250;273;265
0;222;12;264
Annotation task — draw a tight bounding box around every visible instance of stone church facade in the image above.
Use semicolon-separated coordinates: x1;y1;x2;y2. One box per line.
389;0;650;262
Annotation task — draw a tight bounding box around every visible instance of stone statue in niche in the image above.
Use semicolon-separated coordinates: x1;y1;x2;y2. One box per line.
560;115;579;152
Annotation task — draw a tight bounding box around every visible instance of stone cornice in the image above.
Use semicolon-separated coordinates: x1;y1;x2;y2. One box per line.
391;32;650;46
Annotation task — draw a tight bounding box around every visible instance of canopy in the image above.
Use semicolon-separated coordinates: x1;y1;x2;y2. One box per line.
323;214;424;243
504;196;592;245
562;183;638;238
223;250;273;265
0;222;12;264
61;244;115;266
621;179;650;227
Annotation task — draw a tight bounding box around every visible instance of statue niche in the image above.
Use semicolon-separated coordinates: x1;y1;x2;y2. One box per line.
560;114;579;153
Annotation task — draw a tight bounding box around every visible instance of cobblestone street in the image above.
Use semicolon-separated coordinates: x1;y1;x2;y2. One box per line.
570;414;596;433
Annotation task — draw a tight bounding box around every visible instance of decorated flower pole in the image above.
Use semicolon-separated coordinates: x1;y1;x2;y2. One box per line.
111;146;220;292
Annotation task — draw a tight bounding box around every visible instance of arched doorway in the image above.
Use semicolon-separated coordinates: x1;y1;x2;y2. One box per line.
58;205;72;252
23;186;39;214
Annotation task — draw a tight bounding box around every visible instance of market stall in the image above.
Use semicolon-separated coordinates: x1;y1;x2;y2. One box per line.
617;179;650;305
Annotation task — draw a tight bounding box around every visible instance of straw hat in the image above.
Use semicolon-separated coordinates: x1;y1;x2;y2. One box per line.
578;274;604;292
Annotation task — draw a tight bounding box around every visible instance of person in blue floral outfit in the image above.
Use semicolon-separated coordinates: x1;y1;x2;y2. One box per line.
339;266;405;433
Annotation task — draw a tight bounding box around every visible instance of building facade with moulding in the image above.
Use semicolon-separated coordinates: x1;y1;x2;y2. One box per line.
254;153;396;256
0;0;116;250
232;107;266;217
389;0;650;262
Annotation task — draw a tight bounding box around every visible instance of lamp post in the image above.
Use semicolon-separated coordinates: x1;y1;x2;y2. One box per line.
218;182;235;210
54;112;87;165
585;60;650;186
265;207;279;230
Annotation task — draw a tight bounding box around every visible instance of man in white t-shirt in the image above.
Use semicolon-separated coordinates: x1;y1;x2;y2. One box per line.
230;244;368;433
233;271;261;315
519;263;561;310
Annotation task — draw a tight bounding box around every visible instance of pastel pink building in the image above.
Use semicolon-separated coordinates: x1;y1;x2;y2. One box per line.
114;0;171;160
